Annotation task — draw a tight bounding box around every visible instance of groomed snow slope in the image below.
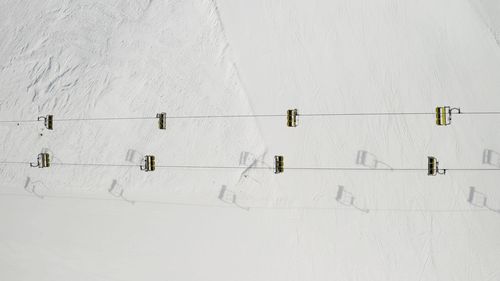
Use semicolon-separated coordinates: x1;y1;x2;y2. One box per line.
1;0;500;280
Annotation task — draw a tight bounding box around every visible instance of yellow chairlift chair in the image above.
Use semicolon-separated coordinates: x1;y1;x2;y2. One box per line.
156;112;167;130
30;153;50;168
140;155;156;172
38;115;53;130
435;106;460;126
427;156;446;176
287;109;298;127
274;155;284;174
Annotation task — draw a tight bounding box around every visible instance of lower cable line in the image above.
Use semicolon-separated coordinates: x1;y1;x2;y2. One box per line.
1;161;499;173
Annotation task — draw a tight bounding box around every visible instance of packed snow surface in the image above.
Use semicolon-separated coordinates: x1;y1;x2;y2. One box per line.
1;0;500;280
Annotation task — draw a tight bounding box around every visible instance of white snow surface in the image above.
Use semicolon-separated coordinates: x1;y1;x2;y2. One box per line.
1;0;500;280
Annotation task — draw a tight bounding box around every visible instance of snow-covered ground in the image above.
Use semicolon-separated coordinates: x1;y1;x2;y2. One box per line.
1;0;500;280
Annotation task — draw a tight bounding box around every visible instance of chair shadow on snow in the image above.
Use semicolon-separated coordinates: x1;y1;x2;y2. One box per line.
239;151;269;167
482;149;500;168
467;186;500;214
355;150;393;170
237;150;269;183
108;179;135;204
335;185;370;213
23;176;47;199
218;185;249;211
125;149;144;164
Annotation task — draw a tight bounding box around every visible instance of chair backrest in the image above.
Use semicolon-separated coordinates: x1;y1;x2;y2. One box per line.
157;113;166;130
145;155;156;171
35;153;50;168
435;107;446;126
42;153;50;167
274;155;284;173
44;115;54;130
287;109;298;127
435;107;441;125
435;106;451;126
427;156;437;176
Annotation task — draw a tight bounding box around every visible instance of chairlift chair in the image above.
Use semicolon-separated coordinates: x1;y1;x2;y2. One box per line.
287;109;298;127
156;112;167;130
30;153;50;168
38;115;53;130
274;155;284;174
435;106;460;126
140;155;156;172
427;156;445;176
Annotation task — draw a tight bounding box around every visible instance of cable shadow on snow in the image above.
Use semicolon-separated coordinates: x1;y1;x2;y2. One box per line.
0;191;495;213
1;183;497;214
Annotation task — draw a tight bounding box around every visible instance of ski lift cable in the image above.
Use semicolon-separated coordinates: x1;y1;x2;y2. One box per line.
2;110;500;123
0;120;40;123
1;161;499;172
55;117;157;121
458;111;500;115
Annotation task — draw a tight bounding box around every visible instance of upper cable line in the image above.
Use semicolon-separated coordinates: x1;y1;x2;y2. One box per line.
2;107;500;125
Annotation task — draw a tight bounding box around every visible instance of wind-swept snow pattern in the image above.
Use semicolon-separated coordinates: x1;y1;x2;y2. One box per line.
1;0;500;280
470;0;500;46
